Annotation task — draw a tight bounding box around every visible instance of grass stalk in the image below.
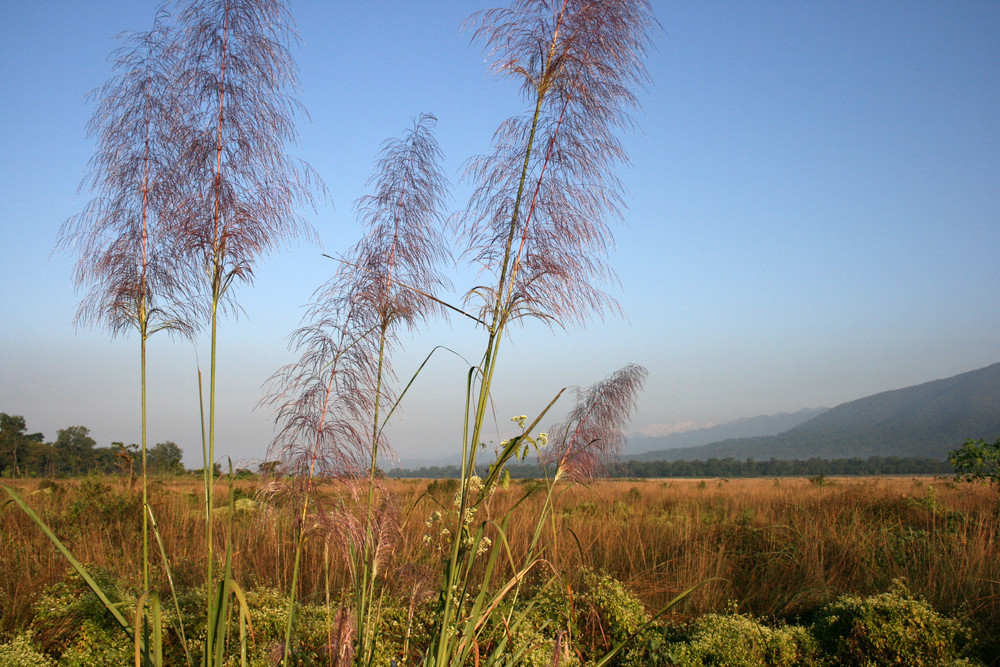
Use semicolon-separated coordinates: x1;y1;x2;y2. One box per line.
282;492;307;664
424;16;558;659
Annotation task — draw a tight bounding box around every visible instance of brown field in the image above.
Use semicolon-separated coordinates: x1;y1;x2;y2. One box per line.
2;474;998;647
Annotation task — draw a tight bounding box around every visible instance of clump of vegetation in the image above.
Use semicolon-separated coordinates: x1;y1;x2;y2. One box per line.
65;479;142;523
810;579;975;666
0;632;55;667
808;474;829;486
425;478;459;498
578;569;667;666
27;569;136;665
950;437;1000;499
666;612;820;667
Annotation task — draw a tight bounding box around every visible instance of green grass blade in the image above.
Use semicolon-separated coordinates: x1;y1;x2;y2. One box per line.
134;591;163;667
151;592;163;667
481;388;565;493
324;253;488;326
211;464;237;666
376;345;469;443
135;590;148;667
228;579;253;667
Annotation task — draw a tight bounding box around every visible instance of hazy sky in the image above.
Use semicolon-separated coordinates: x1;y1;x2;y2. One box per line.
2;1;998;468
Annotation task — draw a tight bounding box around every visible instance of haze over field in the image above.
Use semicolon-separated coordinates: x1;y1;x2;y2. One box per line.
1;2;998;468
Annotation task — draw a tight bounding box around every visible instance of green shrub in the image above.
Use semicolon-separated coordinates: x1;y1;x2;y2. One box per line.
234;587;330;666
29;568;136;657
666;612;820;667
168;585;336;667
811;580;975;666
65;480;141;523
949;437;1000;498
0;632;55;667
58;621;132;667
486;580;579;667
579;569;668;667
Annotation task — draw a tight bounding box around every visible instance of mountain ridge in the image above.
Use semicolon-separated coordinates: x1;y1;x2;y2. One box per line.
632;363;1000;462
624;408;827;455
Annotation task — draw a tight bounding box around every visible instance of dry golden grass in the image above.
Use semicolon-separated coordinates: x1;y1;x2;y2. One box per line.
2;474;997;641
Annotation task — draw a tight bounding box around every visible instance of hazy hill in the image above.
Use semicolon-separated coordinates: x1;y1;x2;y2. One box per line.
623;408;827;456
634;363;1000;462
395;408;828;469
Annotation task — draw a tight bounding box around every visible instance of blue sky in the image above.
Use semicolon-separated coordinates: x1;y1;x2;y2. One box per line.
1;1;998;468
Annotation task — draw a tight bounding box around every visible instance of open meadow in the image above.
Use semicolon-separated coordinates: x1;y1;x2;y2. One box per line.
2;474;997;665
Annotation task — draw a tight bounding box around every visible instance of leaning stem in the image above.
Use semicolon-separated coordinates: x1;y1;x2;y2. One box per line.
284;349;341;665
492;1;566;315
490;91;545;331
464;84;547;481
357;322;389;665
369;325;388;484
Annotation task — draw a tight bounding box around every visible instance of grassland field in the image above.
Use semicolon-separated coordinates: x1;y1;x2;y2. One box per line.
1;474;997;665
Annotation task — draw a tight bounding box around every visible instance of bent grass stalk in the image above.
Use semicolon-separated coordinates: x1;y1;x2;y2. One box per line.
147;503;193;667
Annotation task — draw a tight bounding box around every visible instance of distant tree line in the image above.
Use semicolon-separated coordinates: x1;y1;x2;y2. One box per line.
0;413;184;478
615;456;953;478
390;455;953;480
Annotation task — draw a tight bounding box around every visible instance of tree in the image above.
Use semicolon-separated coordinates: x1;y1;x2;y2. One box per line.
147;440;185;475
950;438;1000;499
54;426;98;476
109;442;139;484
0;413;32;476
257;460;281;475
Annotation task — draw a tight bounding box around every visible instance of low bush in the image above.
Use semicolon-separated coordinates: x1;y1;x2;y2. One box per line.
577;569;670;666
666;611;820;667
0;632;55;667
811;579;976;666
29;568;135;659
